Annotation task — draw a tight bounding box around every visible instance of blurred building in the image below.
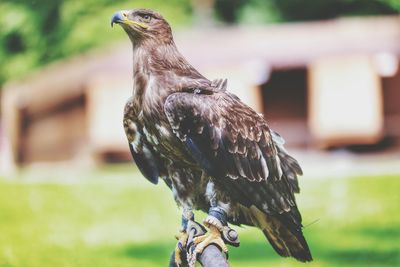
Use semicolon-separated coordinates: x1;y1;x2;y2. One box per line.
1;16;400;167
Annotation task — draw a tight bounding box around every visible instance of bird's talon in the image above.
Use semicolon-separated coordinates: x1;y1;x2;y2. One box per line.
193;234;207;244
174;231;188;265
222;226;240;247
192;224;228;256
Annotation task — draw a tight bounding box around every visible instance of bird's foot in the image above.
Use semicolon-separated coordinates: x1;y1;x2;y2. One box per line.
186;215;240;267
194;221;228;254
174;230;188;266
174;219;207;267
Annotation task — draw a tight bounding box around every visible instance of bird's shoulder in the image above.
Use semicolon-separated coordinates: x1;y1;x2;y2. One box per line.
123;97;142;139
123;97;138;119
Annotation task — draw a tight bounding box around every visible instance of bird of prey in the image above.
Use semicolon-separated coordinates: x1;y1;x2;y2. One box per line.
111;8;312;265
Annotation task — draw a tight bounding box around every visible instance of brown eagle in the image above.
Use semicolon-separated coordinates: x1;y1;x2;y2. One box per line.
111;8;312;265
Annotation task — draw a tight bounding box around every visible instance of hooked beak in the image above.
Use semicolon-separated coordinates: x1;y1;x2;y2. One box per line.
111;11;149;29
111;11;126;27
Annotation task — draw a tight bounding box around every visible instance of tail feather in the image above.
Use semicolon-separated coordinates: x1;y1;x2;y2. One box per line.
250;206;312;262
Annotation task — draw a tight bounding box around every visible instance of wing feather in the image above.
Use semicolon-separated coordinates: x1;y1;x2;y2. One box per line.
164;91;280;183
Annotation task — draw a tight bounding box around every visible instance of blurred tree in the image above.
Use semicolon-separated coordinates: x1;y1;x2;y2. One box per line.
271;0;399;21
214;0;400;24
213;0;246;23
0;2;40;85
0;0;191;86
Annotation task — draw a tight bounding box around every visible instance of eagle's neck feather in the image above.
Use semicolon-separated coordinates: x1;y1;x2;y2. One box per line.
131;42;208;113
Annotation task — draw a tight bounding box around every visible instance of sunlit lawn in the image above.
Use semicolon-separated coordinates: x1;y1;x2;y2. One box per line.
0;166;399;267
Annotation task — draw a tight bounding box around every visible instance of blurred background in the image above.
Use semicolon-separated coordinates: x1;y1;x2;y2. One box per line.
0;0;399;266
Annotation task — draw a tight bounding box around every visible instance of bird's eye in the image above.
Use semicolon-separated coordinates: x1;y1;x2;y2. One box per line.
141;14;151;22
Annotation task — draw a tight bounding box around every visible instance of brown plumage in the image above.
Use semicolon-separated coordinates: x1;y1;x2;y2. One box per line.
113;8;312;262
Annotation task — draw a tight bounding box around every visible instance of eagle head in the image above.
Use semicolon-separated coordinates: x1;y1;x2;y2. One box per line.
111;9;173;44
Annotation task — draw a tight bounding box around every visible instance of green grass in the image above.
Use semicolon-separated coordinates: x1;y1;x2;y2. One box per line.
0;166;399;267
